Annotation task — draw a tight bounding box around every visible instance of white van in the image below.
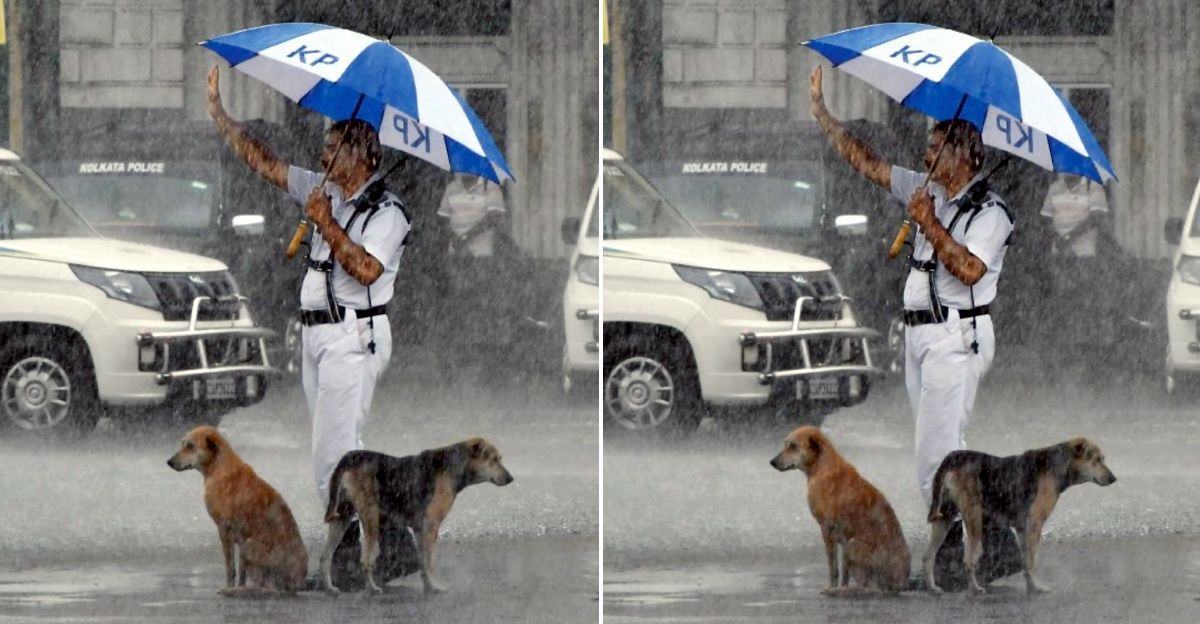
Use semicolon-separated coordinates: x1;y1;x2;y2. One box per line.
1164;178;1200;394
560;171;600;397
601;150;879;431
0;149;275;436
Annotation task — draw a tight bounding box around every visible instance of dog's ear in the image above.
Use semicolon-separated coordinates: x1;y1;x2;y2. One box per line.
1069;438;1088;458
467;438;486;457
808;434;822;455
204;431;219;455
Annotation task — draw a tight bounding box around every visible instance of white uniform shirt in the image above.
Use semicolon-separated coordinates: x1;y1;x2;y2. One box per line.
437;177;506;257
891;166;1013;311
288;166;411;311
1040;175;1107;257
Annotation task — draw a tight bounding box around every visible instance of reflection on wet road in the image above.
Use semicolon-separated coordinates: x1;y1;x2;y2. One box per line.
605;368;1200;622
0;367;598;622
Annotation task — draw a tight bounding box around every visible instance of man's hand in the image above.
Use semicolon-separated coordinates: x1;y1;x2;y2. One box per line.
305;187;333;228
810;65;828;121
206;66;228;124
808;64;891;190
907;190;936;228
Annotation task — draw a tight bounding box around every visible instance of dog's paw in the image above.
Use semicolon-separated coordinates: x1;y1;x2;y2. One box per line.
322;583;341;596
969;585;987;596
926;583;943;595
1027;580;1052;594
424;579;449;595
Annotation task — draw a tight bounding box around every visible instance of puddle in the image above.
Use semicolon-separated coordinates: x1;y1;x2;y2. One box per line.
0;566;163;606
604;565;768;606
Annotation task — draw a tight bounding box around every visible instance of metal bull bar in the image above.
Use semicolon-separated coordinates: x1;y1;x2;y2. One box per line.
135;295;279;385
577;308;599;354
737;296;882;386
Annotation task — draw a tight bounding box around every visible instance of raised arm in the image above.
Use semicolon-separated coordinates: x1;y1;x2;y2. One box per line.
206;66;289;191
809;66;892;191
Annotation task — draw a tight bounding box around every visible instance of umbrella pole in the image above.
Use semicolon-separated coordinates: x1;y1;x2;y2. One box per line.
888;93;970;259
286;93;368;260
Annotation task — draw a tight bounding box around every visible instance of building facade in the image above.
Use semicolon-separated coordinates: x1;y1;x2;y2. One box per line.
609;0;1200;258
6;0;597;259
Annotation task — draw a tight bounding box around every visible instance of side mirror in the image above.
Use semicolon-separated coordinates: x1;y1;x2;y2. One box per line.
232;214;265;237
834;214;869;236
561;216;581;246
1165;216;1184;246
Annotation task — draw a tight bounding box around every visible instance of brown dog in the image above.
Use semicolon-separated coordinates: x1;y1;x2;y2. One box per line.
771;426;910;594
924;437;1117;594
168;426;308;595
321;437;514;595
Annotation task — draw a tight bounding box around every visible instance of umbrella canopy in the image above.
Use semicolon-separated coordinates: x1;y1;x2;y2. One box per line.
805;23;1115;184
201;23;513;184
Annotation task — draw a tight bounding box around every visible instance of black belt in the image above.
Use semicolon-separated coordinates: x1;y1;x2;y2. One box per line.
300;305;386;326
902;305;990;327
909;258;937;272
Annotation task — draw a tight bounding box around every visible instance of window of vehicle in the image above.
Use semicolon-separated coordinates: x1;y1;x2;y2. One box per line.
650;161;824;235
48;170;215;232
0;160;93;239
602;160;699;239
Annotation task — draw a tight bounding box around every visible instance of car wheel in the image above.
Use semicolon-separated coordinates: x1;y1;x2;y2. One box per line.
0;335;99;437
603;335;702;433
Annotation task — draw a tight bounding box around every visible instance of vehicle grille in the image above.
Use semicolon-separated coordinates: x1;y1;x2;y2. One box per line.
745;271;842;322
144;272;240;321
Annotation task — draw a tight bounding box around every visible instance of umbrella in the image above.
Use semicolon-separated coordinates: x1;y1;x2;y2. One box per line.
201;23;513;184
805;23;1114;183
805;23;1117;257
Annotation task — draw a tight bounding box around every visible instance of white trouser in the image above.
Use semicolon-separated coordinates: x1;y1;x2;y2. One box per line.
905;309;995;506
302;310;392;504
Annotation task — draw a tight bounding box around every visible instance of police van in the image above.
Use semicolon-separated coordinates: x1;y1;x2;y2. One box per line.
0;148;276;437
602;150;879;432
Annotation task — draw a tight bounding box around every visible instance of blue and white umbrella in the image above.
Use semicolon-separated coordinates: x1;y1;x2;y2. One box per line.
201;23;513;183
806;23;1115;183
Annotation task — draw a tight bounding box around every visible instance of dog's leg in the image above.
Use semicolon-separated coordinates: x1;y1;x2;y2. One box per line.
962;506;986;594
820;525;839;590
923;519;951;593
417;522;448;594
359;506;384;594
1020;521;1051;594
218;528;236;589
321;517;352;594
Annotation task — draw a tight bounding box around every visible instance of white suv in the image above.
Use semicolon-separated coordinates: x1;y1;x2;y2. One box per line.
560;172;600;397
0;149;275;436
601;151;878;432
1165;176;1200;395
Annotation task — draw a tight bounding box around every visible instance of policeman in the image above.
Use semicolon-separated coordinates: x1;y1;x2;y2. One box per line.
204;66;411;503
808;65;1013;506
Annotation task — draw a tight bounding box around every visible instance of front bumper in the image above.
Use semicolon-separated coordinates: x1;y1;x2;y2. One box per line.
736;297;880;407
134;296;280;402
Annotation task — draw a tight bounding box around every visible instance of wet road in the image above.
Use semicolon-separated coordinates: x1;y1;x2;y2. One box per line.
604;363;1200;622
0;361;599;622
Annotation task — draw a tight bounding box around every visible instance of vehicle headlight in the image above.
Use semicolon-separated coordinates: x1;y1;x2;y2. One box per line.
574;255;599;286
1179;256;1200;286
70;265;161;311
674;265;764;310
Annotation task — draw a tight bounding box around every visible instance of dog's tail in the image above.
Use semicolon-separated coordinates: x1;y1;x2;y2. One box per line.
324;461;350;523
927;460;954;523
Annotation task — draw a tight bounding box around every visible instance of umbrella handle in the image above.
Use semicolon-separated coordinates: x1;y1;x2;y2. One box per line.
285;219;309;260
888;219;911;260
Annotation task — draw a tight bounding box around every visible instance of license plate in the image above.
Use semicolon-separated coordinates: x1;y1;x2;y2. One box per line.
206;378;237;400
799;377;840;401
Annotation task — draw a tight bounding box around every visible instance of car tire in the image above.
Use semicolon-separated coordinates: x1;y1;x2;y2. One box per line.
603;334;702;434
0;335;99;438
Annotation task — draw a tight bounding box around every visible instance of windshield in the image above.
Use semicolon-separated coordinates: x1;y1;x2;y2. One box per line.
650;161;823;234
0;160;94;239
603;159;698;239
586;192;600;239
48;171;215;232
